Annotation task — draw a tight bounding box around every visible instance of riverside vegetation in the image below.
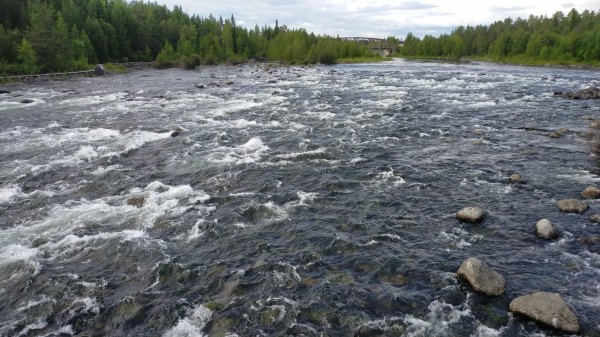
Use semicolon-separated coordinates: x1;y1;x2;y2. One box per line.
398;8;600;67
0;0;382;76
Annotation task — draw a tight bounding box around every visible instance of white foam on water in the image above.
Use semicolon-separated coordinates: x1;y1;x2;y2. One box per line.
403;300;472;337
275;148;327;160
556;170;600;183
374;169;406;187
38;325;75;337
163;304;213;337
0;244;42;276
207;137;269;165
91;165;123;176
0;184;22;204
59;91;128;107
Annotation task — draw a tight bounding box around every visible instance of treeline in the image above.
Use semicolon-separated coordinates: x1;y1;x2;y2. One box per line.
399;8;600;64
0;0;376;75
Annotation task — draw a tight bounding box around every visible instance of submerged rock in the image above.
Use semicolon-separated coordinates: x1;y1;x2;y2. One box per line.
19;98;34;104
0;90;10;94
170;126;185;137
456;206;484;223
549;131;561;138
472;129;486;136
194;84;205;89
509;292;580;334
536;219;557;239
581;186;600;199
456;257;506;296
557;199;588;213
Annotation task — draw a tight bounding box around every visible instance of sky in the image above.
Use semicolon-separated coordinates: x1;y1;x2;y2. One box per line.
157;0;599;39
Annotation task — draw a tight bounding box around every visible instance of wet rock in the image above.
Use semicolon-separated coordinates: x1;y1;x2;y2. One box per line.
0;90;10;94
267;80;277;84
591;119;600;129
194;84;205;89
20;99;34;104
127;197;145;207
509;292;580;334
581;186;600;199
456;206;484;223
590;214;600;223
557;199;588;213
456;257;506;296
224;80;234;85
580;235;600;245
555;128;569;136
472;129;486;136
471;140;484;145
508;174;522;184
536;219;557;239
271;91;280;96
32;237;48;248
170;126;184;137
549;131;561;138
94;64;105;76
559;86;600;100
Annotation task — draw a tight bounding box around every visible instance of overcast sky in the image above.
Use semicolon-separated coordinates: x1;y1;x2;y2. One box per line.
157;0;599;38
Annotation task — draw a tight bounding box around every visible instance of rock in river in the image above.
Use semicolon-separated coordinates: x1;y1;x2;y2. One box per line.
509;292;580;334
536;219;557;239
20;99;34;104
456;206;484;223
508;173;522;184
581;186;600;199
456;257;505;296
590;214;600;223
557;199;588;213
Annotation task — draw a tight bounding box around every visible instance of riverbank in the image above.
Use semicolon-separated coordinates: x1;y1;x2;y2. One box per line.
395;54;600;70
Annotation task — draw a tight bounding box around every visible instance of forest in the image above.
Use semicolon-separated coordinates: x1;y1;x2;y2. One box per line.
399;8;600;65
0;0;376;75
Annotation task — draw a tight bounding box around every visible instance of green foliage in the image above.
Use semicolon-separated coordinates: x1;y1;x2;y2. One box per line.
0;0;374;75
399;8;600;66
156;40;177;68
17;38;38;74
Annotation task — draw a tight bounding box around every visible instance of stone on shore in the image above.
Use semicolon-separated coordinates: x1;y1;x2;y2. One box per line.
456;207;484;223
94;64;105;76
509;292;580;334
557;199;588;213
456;257;505;296
536;219;557;239
581;186;600;199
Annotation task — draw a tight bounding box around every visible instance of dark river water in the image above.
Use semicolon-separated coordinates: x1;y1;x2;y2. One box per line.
1;59;600;337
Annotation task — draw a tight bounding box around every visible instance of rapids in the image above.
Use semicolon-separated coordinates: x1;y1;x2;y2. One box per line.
1;59;600;336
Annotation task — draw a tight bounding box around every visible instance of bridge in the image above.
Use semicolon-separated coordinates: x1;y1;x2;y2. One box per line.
340;37;403;56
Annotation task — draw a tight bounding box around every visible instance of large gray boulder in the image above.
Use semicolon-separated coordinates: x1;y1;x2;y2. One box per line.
95;64;105;76
536;219;557;239
581;186;600;199
456;257;505;296
509;292;580;334
557;199;588;213
456;206;484;223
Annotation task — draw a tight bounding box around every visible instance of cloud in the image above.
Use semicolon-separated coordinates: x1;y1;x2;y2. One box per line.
157;0;600;38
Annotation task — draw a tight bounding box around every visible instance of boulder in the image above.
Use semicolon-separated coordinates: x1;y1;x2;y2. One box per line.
557;199;588;213
472;129;486;136
548;131;561;138
559;86;600;100
127;197;145;207
581;186;600;199
590;214;600;223
555;128;569;136
536;219;557;239
224;81;234;85
19;99;34;104
94;64;105;76
456;206;484;223
509;292;580;334
456;257;505;296
170;126;184;137
194;84;206;89
508;174;522;184
267;80;277;84
0;90;10;94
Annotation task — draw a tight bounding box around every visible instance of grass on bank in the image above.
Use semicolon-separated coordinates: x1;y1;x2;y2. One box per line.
337;56;394;64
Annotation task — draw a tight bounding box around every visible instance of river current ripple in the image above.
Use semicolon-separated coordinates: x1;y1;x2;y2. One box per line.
1;59;600;336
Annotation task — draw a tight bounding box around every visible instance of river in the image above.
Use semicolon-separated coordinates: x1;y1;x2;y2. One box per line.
1;59;599;336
